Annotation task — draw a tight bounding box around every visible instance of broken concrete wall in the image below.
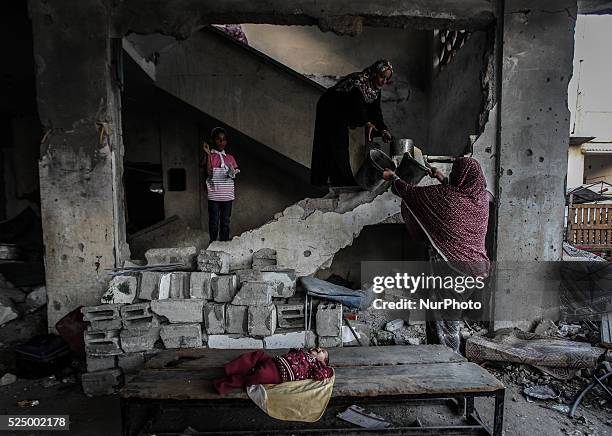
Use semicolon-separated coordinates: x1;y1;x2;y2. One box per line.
29;0;129;330
209;190;401;276
428;29;494;156
493;0;577;329
241;25;431;148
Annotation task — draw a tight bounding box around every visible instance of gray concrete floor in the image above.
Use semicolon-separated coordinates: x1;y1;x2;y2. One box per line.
0;376;610;435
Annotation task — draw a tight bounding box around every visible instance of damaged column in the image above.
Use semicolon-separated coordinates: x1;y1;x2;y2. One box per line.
29;0;129;330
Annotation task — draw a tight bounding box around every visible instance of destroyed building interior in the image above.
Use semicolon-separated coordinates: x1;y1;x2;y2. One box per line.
0;1;611;435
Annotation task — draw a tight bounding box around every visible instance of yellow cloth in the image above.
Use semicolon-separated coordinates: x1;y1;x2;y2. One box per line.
246;375;335;422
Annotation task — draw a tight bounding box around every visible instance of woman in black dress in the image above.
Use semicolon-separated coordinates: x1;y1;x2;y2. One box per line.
311;60;394;186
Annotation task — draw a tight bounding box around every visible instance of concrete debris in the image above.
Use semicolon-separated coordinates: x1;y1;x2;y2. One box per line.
315;303;342;337
225;304;248;334
248;304;277;337
211;275;238;303
235;269;261;284
276;303;305;329
0;295;20;326
197;250;231;274
264;330;315;349
523;385;560;400
232;281;273;306
101;276;137;304
190;272;215;299
81;304;122;331
204;303;226;334
120;302;160;329
0;373;17;386
150;299;204;323
84;329;123;356
534;319;558;336
25;286;47;312
207;335;263;349
342;322;370;347
120;327;161;353
318;336;342;347
139;271;163;300
260;269;296;298
158;273;172;300
160;323;203;349
81;369;123;396
86;355;117;372
168;272;190;299
0;287;26;303
145;246;197;270
252;248;277;269
384;319;404;332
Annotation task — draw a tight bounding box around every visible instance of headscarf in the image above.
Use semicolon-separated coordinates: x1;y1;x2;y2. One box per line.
334;59;393;103
398;157;490;277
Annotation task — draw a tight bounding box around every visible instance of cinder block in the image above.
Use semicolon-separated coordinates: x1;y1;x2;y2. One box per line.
252;248;277;269
158;273;171;300
117;352;145;374
101;276;138;304
276;303;305;329
211;275;238;302
225;305;248;334
145;246;197;270
120;327;161;353
84;330;122;356
232;281;273;306
197;250;231;273
160;323;203;349
207;335;264;349
168;272;190;298
120;302;159;329
139;272;163;300
150;299;204;323
204;303;226;334
264;330;316;349
190;272;215;299
82;369;123;396
260;269;296;297
86;355;116;372
248;305;277;337
318;336;342;348
81;305;122;331
235;269;261;284
316;303;342;337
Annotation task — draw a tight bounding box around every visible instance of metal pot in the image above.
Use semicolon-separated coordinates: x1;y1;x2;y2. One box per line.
355;149;396;192
391;138;414;157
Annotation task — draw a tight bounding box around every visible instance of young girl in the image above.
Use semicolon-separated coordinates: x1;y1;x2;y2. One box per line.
213;347;334;394
201;127;239;243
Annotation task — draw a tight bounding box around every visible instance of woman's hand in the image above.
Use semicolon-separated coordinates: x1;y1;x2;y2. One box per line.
202;142;211;155
429;167;446;183
381;130;393;143
365;122;378;143
382;169;396;181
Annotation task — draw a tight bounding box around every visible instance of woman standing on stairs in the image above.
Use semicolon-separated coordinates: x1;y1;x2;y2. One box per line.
311;60;394;187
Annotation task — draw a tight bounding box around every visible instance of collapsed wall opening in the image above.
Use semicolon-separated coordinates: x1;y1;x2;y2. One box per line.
120;20;496;267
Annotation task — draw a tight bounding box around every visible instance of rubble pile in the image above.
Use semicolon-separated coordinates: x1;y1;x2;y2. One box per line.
0;273;47;327
80;247;345;396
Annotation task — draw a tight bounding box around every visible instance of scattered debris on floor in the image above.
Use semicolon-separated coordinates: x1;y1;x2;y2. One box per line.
337;405;393;429
16;399;39;408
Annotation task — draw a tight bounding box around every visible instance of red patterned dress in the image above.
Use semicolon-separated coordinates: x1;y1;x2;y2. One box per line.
273;348;334;382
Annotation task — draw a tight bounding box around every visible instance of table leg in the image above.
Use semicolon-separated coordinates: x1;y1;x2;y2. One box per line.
493;389;505;436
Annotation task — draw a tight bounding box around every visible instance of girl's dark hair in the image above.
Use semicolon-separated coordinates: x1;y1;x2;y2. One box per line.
210;127;227;141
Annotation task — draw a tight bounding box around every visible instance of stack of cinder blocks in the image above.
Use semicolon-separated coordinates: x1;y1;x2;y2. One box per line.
80;246;333;396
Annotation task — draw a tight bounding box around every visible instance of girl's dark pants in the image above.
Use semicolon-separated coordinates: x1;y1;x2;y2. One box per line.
208;200;232;242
